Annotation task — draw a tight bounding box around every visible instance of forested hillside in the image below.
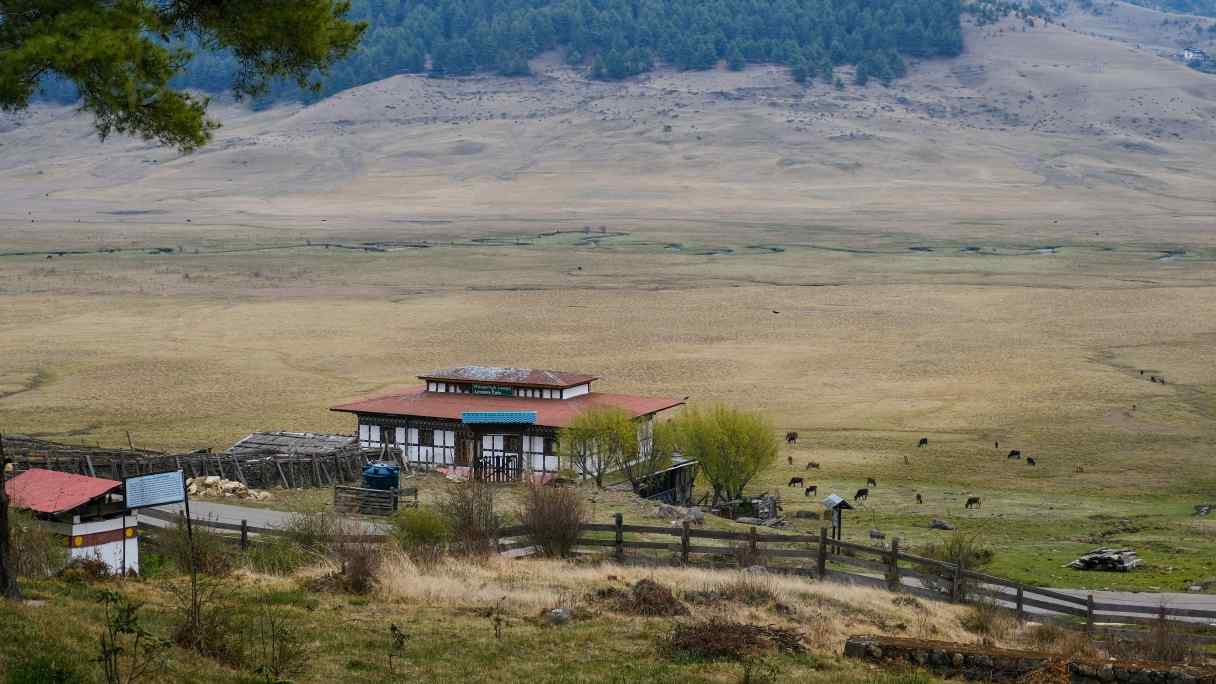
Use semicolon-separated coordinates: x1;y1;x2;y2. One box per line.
37;0;964;103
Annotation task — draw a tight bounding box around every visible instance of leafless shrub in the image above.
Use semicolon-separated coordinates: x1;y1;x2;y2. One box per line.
247;602;310;682
960;599;1016;639
168;576;244;666
598;578;690;616
440;480;500;557
518;478;587;558
663;618;804;661
1103;613;1201;664
1021;622;1098;659
732;543;769;569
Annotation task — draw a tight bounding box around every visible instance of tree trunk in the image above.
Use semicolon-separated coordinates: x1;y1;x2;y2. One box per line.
1;443;20;600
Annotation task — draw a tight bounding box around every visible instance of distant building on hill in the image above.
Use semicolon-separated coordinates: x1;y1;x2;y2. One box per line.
331;365;684;481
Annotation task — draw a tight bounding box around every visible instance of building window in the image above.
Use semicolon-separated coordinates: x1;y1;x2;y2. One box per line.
419;429;434;447
544;438;557;456
504;435;522;453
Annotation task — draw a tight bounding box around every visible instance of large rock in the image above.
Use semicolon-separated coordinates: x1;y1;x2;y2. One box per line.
930;518;955;531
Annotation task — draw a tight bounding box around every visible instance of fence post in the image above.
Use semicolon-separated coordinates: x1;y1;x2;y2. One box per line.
1086;594;1095;634
680;520;690;564
817;527;828;579
950;558;963;601
1016;585;1025;621
748;526;758;559
240;520;248;550
887;538;901;591
614;513;624;562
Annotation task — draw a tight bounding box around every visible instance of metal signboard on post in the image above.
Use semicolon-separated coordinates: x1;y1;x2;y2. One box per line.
122;470;196;586
123;470;186;509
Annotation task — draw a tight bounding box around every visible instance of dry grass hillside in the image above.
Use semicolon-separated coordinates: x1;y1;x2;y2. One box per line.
1;11;1215;591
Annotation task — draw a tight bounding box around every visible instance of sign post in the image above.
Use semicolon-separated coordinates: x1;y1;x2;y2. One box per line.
122;470;191;586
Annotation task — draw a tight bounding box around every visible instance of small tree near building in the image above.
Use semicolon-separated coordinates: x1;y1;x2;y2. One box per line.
673;405;779;504
561;407;638;488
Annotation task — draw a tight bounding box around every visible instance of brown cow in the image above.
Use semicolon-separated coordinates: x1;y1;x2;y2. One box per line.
786;431;799;445
804;485;818;496
806;461;820;470
965;497;982;509
866;477;877;488
788;477;804;487
916;493;923;504
854;488;870;502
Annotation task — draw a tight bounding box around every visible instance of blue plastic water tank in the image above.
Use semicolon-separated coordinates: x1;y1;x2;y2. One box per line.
361;462;400;491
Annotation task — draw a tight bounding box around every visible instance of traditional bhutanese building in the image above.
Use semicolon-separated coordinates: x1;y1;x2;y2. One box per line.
330;366;684;481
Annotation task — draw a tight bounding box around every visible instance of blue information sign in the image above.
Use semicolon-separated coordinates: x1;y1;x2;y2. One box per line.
124;470;186;509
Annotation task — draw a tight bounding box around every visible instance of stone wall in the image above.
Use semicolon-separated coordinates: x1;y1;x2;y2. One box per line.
843;635;1215;684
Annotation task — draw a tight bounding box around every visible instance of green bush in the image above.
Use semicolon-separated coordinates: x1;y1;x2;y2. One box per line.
391;508;451;564
158;517;236;576
279;512;344;556
3;655;86;684
10;510;68;579
246;537;310;575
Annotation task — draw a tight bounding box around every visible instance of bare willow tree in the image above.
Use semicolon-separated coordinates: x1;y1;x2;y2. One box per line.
618;418;678;494
561;407;638;488
673;405;779;503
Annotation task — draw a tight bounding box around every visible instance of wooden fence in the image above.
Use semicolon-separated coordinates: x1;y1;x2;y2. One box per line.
136;507;1216;641
333;486;418;517
496;513;1216;639
3;435;369;489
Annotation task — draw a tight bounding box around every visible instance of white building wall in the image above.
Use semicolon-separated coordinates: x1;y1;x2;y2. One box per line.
562;384;590;399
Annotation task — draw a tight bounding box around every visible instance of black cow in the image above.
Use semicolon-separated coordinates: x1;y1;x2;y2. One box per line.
788;477;804;487
1007;450;1021;459
804;485;818;496
787;455;793;466
786;431;799;445
1027;457;1036;466
916;493;923;504
806;461;820;470
918;437;929;448
995;440;999;449
854;488;870;502
866;477;877;488
965;496;982;509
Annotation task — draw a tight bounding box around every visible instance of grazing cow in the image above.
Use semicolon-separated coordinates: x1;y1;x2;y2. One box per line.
786;431;799;445
806;461;820;470
804;485;818;496
854;488;870;502
788;477;804;487
1027;457;1036;466
916;493;923;504
965;496;982;509
1140;370;1145;375
866;477;877;488
787;455;793;466
869;528;886;541
995;440;999;449
1007;450;1021;459
918;437;929;448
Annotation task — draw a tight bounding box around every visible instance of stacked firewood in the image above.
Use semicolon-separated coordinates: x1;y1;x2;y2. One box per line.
1067;548;1143;572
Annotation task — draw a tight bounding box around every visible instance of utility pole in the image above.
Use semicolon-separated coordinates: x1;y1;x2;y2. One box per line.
0;433;21;600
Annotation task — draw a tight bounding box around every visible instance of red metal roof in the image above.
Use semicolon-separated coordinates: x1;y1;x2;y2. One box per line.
418;366;598;389
4;469;121;514
331;386;682;427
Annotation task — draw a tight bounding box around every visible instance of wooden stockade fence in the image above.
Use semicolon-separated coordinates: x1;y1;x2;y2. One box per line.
333;486;418;517
2;435;369;489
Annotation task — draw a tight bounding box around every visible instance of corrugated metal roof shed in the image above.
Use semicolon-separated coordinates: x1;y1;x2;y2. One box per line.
419;366;597;388
226;431;356;456
5;468;121;514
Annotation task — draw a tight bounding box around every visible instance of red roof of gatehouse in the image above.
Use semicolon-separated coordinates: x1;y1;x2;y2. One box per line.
4;468;121;514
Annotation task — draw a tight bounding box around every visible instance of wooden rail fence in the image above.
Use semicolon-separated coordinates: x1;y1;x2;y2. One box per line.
137;508;1216;641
